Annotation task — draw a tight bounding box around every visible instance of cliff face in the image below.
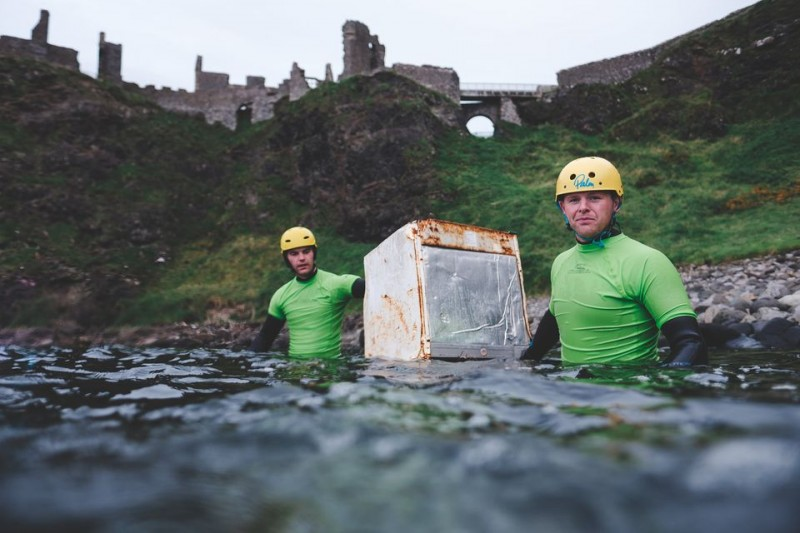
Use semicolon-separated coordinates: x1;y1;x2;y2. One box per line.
251;71;463;242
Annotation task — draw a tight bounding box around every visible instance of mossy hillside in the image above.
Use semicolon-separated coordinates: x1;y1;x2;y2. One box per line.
1;0;798;327
3;76;798;326
145;112;799;323
0;56;241;325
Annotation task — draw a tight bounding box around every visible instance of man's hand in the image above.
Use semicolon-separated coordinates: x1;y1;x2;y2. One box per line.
660;315;708;367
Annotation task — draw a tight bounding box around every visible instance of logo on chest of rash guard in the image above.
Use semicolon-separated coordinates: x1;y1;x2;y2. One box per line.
574;173;595;189
570;263;589;274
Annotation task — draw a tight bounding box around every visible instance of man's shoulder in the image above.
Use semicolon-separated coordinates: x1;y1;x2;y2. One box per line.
553;244;579;265
272;278;297;299
613;235;670;259
610;235;677;276
316;269;359;283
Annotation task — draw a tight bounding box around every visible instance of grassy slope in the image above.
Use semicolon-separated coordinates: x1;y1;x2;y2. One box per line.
146;113;799;323
429;118;800;293
2;0;798;326
112;0;800;322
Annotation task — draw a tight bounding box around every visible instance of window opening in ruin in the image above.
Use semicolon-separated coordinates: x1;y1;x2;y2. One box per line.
236;103;253;132
466;115;495;138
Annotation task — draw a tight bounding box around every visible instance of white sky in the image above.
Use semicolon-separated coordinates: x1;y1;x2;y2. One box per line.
2;0;760;91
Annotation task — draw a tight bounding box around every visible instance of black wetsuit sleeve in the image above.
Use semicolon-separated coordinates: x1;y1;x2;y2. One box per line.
351;278;365;299
250;314;285;352
521;309;559;361
660;315;708;367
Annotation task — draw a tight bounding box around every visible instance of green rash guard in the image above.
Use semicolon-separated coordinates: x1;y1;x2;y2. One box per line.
549;234;696;365
268;269;360;359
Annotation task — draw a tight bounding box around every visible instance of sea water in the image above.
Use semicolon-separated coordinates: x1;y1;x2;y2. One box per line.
0;345;798;532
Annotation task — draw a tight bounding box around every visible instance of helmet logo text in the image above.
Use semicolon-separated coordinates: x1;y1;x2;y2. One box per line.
573;173;595;189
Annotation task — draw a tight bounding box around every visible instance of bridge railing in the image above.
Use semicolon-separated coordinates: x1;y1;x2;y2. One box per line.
460;82;557;97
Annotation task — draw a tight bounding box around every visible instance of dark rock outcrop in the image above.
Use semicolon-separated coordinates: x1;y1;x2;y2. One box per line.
252;71;462;242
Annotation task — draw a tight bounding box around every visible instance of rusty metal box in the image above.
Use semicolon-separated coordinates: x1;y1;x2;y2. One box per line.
363;219;531;361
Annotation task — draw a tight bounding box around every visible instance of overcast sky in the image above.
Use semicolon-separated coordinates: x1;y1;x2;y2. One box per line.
3;0;759;91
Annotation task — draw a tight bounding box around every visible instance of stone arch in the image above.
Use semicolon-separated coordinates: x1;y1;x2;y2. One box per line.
461;99;501;126
466;115;496;137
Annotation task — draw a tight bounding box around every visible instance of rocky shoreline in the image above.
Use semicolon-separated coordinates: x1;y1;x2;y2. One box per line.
525;249;800;352
680;249;800;350
2;250;799;353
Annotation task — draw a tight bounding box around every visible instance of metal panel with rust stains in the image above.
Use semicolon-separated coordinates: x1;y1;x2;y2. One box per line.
363;223;427;360
414;218;519;256
364;219;530;361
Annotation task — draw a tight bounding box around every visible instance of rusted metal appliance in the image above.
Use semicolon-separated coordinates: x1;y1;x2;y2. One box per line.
364;218;531;361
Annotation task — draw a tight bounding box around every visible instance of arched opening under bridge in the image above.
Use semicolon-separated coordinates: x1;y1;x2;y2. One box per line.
466;115;495;138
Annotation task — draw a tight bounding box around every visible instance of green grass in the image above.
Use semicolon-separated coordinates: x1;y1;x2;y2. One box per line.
3;23;799;328
118;230;373;324
425;117;800;294
4;108;798;325
116;112;800;324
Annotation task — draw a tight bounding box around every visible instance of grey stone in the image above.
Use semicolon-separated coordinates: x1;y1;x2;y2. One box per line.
784;326;800;348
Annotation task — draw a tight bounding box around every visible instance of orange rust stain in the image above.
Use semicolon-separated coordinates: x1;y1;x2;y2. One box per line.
415;218;517;255
381;294;410;336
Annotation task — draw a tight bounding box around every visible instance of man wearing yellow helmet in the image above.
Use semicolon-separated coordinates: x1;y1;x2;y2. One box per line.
523;157;707;367
249;226;365;358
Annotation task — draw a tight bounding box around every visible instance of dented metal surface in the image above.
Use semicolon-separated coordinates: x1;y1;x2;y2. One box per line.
364;219;531;361
363;225;426;361
412;218;518;256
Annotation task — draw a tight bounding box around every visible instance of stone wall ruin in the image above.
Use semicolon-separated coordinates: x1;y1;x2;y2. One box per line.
0;9;79;71
1;8;717;130
391;63;460;104
555;14;731;88
557;45;664;89
0;12;522;129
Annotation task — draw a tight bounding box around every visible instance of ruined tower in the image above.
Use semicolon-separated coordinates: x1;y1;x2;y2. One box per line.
31;9;48;43
195;56;230;91
277;62;310;101
0;9;79;70
340;20;385;79
98;32;122;84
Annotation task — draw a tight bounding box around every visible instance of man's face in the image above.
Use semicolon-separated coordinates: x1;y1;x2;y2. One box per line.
559;191;619;242
286;246;316;279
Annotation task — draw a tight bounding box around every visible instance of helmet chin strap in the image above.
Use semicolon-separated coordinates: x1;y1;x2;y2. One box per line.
558;201;622;249
574;226;614;248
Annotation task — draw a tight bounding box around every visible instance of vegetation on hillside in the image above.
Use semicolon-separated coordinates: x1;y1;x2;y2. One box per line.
0;0;797;328
431;118;800;292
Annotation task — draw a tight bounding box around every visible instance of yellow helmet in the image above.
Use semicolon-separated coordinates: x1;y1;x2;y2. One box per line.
279;226;316;252
555;156;624;200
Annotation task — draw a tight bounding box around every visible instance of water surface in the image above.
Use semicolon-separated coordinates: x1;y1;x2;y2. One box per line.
0;345;798;532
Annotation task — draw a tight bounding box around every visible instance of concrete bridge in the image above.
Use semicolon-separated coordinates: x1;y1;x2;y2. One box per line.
459;83;557;127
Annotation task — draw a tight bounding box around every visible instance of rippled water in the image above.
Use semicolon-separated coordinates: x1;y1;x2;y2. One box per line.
1;345;799;533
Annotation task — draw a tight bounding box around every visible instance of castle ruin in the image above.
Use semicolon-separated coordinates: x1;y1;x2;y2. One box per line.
0;11;464;131
0;10;459;130
0;10;79;71
340;20;386;78
136;55;309;131
98;32;122;84
1;8;716;130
